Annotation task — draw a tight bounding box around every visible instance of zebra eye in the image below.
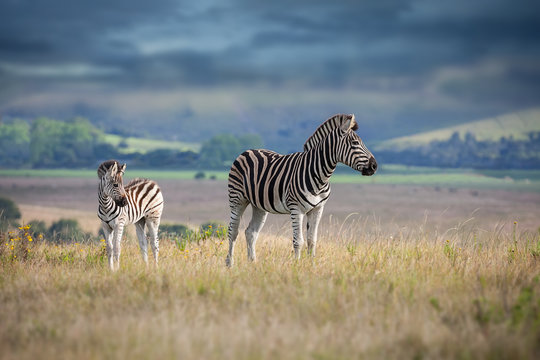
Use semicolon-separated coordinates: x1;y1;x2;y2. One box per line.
113;183;119;188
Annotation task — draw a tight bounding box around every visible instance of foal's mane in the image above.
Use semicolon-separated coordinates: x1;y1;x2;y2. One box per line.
97;160;121;179
303;114;358;152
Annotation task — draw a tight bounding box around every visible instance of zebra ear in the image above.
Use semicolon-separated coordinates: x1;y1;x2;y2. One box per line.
119;163;126;175
340;114;357;132
106;162;118;178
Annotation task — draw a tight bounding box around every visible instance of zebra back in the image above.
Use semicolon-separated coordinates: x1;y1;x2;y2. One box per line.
124;178;164;222
303;114;358;152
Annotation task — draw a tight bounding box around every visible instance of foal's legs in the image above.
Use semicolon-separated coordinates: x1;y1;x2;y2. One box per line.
135;218;148;264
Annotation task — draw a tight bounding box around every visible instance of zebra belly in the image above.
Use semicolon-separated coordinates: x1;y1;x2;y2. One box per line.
247;191;328;215
291;192;330;214
252;199;290;214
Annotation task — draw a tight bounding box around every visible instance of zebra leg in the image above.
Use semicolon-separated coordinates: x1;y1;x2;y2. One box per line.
245;207;268;262
306;205;324;257
146;217;160;267
225;201;248;267
135;218;148;265
112;221;125;271
101;223;114;270
290;210;306;260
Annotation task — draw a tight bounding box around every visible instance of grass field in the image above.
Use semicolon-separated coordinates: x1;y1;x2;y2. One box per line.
1;221;539;359
1;166;540;358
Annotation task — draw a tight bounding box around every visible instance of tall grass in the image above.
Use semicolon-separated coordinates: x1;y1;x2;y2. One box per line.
1;221;539;359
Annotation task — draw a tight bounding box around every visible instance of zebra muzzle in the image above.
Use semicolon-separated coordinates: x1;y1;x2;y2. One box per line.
115;197;128;207
361;156;377;176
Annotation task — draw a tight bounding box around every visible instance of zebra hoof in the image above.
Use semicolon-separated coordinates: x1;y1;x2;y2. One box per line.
225;256;233;268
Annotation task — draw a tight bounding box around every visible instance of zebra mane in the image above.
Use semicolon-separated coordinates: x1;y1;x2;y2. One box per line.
303;114;358;151
126;178;149;188
97;160;121;179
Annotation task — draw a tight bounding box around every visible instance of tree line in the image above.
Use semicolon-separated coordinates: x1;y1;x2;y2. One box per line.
377;131;540;169
0;117;262;169
2;117;540;169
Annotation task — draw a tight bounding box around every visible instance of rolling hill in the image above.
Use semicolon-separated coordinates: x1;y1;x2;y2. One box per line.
102;134;201;154
375;108;540;151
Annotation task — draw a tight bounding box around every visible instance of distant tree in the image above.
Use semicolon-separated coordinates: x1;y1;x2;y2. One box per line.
0;119;31;166
0;197;21;221
199;133;262;168
29;117;110;168
58;117;98;166
237;134;263;150
93;142;120;161
378;130;540;169
199;134;240;168
30;117;64;167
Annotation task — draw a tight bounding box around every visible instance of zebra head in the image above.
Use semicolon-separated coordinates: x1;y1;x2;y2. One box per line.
99;160;128;207
337;114;377;176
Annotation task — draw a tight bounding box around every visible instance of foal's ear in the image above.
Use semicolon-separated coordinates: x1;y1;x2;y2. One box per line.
339;114;357;132
119;163;126;175
106;162;118;178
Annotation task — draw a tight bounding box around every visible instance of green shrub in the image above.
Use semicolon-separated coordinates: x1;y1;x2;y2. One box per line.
27;219;47;238
194;171;206;180
160;223;190;238
0;197;21;231
47;219;92;243
200;221;227;237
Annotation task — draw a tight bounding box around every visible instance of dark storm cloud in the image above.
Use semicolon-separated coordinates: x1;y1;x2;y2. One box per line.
1;0;540;135
1;0;539;84
0;0;185;63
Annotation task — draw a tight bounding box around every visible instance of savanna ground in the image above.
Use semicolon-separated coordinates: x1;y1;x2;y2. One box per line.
1;169;540;359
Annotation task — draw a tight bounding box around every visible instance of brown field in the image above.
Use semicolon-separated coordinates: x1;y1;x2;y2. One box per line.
1;175;540;359
1;175;539;235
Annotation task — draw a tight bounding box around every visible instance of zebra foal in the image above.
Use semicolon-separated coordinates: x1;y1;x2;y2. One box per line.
226;114;377;267
97;160;164;270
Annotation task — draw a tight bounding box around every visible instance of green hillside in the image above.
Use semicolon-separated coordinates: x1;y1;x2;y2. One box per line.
375;108;540;151
102;134;201;154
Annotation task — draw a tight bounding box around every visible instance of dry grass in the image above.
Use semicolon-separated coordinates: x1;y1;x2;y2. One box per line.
1;220;540;360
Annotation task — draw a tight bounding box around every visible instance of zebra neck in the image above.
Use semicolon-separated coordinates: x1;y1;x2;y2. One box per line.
98;182;118;217
307;134;339;188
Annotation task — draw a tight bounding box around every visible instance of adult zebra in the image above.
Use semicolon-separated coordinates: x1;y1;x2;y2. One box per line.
97;160;164;270
226;114;377;267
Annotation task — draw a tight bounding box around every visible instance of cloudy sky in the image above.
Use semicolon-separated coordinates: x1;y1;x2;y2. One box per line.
1;0;539;145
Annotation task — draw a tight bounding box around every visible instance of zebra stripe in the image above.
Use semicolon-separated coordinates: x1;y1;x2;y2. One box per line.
226;114;377;266
97;160;164;270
